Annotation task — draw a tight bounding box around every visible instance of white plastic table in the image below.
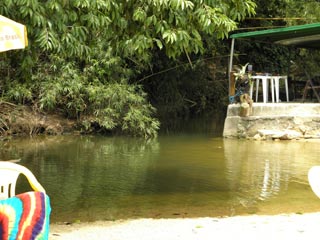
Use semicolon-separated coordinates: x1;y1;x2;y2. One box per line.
250;75;274;103
272;76;289;102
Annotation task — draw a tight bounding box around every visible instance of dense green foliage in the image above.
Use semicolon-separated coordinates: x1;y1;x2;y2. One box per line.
0;0;256;137
2;0;320;137
141;48;229;124
234;0;320;80
1;0;256;58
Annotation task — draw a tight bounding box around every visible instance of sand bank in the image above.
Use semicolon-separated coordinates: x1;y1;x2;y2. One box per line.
49;212;320;240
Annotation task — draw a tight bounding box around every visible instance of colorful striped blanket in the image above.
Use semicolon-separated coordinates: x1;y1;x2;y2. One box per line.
0;191;51;240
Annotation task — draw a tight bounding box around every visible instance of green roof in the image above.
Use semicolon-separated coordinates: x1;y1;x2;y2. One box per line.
230;22;320;49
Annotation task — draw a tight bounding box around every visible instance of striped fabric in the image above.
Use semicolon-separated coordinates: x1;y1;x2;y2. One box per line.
0;191;51;240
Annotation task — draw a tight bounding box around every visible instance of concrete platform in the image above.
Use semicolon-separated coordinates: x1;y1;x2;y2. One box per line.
223;103;320;139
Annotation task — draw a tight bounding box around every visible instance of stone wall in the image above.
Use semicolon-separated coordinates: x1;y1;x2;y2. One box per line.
223;103;320;140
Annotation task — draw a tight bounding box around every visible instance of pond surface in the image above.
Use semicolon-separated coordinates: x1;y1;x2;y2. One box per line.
1;133;320;223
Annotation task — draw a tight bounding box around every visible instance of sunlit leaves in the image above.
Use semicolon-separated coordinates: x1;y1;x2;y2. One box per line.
87;82;160;138
228;0;256;21
163;30;177;44
6;83;32;104
73;0;90;8
154;38;163;49
124;34;154;57
36;28;60;51
1;0;256;61
121;0;255;58
34;59;159;138
170;0;194;10
133;7;147;22
47;0;61;11
0;0;257;137
194;4;237;37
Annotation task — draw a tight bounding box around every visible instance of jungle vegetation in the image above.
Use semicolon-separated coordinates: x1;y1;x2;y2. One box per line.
0;0;320;138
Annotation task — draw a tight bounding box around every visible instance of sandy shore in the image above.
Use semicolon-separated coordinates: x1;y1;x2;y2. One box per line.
49;212;320;240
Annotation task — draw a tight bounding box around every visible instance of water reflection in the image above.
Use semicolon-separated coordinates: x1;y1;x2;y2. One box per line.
1;136;320;222
224;139;284;201
224;139;320;210
0;136;160;221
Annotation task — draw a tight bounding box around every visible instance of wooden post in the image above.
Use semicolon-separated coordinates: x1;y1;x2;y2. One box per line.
228;38;235;104
229;71;236;103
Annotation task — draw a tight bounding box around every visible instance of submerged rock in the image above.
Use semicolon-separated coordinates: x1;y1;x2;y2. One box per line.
257;129;303;140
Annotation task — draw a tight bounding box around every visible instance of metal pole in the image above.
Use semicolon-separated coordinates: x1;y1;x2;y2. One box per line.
228;38;235;82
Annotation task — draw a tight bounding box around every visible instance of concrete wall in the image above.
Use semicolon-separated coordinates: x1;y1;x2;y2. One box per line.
223;103;320;139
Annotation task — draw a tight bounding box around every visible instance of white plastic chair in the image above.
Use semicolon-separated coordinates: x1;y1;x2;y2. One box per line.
0;161;46;200
308;166;320;199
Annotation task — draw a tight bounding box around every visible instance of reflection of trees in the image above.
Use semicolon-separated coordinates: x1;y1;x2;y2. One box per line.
0;136;159;221
75;137;160;220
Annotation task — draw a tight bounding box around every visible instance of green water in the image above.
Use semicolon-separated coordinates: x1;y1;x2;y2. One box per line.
1;134;320;223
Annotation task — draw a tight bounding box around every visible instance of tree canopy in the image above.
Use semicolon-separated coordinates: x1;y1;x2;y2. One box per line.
1;0;256;59
233;0;320;80
0;0;257;137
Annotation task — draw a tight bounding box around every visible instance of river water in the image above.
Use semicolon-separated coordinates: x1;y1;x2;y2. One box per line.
1;126;320;223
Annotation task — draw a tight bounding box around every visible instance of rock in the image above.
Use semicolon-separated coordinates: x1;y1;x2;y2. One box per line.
253;133;262;140
258;129;283;137
257;129;303;140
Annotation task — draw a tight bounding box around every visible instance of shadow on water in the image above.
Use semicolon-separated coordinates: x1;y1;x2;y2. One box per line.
158;111;226;137
1;117;320;222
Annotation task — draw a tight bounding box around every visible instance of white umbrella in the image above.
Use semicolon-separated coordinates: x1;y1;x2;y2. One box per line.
0;15;28;52
308;166;320;199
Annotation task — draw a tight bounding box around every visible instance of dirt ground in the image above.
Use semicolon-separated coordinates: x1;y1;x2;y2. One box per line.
0;101;76;136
